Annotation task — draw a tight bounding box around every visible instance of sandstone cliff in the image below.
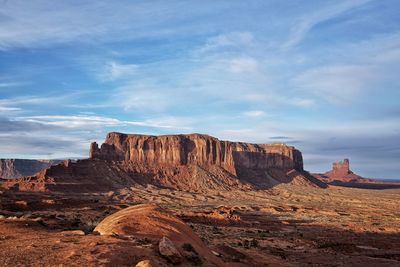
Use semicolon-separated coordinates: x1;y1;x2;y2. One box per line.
0;159;61;179
2;133;326;193
89;132;304;174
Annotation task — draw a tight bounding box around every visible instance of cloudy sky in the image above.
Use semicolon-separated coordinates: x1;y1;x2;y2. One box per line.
0;0;399;179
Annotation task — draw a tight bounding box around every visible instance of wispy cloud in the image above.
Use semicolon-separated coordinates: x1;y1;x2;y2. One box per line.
242;110;265;117
99;61;138;81
0;113;192;158
228;57;258;73
0;95;73;107
294;65;378;103
0;1;238;50
0;82;27;88
17;115;191;130
195;32;255;55
0;106;21;112
282;0;372;49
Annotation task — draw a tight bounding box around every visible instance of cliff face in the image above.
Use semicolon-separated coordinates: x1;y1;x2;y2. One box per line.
90;132;304;175
3;133;325;193
0;159;61;179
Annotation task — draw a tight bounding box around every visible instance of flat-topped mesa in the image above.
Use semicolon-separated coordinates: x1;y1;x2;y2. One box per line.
89;132;303;175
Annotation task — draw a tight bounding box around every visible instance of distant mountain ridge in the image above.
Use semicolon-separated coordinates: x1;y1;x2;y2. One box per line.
0;159;62;179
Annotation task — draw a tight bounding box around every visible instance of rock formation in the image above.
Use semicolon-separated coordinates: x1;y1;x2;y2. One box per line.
331;159;351;177
314;159;372;183
2;132;326;192
313;159;400;189
89;132;304;174
0;159;61;179
94;204;224;266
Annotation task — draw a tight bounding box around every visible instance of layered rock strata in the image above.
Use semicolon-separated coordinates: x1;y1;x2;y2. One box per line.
2;133;327;193
90;132;304;175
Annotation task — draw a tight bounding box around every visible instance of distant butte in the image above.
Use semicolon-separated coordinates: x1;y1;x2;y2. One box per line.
317;159;369;183
313;158;400;189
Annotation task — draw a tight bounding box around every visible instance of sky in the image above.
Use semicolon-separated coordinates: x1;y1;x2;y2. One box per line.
0;0;399;179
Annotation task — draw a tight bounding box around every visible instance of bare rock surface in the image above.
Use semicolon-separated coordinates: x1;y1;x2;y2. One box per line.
95;204;224;266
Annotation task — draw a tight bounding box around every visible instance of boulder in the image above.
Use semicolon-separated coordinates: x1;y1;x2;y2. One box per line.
94;204;224;266
158;236;182;264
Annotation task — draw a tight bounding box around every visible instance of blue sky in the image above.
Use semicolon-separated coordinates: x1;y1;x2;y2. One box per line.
0;0;399;179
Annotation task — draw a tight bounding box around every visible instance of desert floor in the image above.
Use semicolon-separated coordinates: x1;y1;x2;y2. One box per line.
1;184;400;266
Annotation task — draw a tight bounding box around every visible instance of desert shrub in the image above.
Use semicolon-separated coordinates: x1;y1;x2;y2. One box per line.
250;238;259;247
185;254;203;266
83;220;100;232
182;243;197;254
242;239;259;249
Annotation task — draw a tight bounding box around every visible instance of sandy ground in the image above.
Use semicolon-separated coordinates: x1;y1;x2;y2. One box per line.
1;184;400;266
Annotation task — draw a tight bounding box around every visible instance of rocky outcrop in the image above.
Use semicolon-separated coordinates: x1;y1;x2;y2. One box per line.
94;204;224;266
2;133;326;193
331;159;351;177
0;159;61;179
90;132;303;175
314;159;374;184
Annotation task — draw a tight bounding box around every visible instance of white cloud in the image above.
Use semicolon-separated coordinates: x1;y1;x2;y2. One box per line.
100;61;138;81
115;84;171;111
228;57;258;73
282;0;372;49
16;114;190;130
0;2;239;50
0;106;21;112
294;65;377;103
0;82;27;88
242;110;265;117
195;32;254;55
0;95;70;107
288;97;316;108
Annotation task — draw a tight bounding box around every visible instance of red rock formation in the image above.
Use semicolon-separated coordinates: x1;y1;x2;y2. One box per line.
2;133;326;193
313;159;400;189
94;204;225;266
314;159;374;184
89;132;304;175
331;159;351;177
